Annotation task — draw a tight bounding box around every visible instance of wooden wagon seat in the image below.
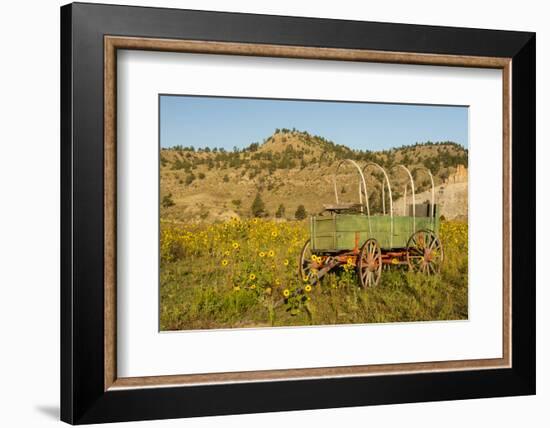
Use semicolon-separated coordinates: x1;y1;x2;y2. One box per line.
322;203;364;212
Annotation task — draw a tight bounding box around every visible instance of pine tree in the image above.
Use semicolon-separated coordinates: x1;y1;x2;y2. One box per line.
251;193;267;217
275;204;286;218
295;204;307;220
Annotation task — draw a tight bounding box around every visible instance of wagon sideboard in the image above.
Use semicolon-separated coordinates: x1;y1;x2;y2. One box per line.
310;207;440;252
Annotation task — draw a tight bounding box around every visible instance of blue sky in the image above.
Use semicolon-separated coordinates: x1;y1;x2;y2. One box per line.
160;95;468;151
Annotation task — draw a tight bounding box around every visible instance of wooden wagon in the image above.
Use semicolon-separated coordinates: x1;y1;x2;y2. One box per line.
299;160;444;287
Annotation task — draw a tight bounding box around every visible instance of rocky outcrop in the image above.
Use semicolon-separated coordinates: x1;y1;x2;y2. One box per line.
445;164;468;184
393;166;469;220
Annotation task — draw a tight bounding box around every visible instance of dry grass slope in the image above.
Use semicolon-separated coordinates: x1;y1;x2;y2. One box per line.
161;129;468;223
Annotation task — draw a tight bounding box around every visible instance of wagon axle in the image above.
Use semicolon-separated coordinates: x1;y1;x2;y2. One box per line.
314;251;407;267
300;230;443;288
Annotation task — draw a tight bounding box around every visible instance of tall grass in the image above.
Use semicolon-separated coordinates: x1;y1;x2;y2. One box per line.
160;218;468;330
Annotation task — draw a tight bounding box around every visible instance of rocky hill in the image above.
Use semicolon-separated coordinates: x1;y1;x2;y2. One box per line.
160;129;468;222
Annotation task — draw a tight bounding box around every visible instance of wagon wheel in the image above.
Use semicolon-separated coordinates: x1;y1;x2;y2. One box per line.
357;239;382;288
406;229;444;274
298;239;316;284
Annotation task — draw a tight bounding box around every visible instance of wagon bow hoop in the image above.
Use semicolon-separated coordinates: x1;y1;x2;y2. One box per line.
332;159;370;212
362;162;394;216
391;165;416;231
332;159;371;232
362;162;394;247
412;166;436;227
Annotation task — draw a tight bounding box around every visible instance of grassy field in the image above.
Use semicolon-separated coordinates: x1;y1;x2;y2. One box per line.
160;218;468;330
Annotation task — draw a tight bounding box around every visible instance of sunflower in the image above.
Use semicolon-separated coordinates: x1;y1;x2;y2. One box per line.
271;231;278;238
283;289;290;298
249;273;256;281
259;251;266;258
305;285;312;292
221;259;229;267
232;242;239;249
268;250;275;257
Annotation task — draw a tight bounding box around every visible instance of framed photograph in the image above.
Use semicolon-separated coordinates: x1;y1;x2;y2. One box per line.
61;2;535;424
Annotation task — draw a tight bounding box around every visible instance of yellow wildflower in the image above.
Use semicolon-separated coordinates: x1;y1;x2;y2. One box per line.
271;231;278;238
249;273;256;281
250;284;256;290
275;279;281;286
221;259;228;267
224;250;230;256
283;289;290;298
305;285;312;292
232;242;239;249
259;251;266;257
268;250;275;257
283;259;289;266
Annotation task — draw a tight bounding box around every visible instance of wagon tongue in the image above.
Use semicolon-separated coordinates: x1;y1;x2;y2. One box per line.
315;258;340;281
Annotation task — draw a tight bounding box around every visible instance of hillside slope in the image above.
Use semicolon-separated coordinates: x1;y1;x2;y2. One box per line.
160;129;468;222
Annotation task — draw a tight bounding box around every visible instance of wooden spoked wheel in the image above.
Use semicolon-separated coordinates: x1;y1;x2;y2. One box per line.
406;229;444;274
357;238;382;287
298;239;316;284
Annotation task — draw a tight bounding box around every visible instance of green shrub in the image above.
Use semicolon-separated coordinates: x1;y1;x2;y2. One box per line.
185;173;196;185
161;193;175;208
295;204;307;220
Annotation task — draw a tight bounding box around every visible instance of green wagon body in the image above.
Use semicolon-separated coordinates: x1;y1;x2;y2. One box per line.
310;205;440;252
